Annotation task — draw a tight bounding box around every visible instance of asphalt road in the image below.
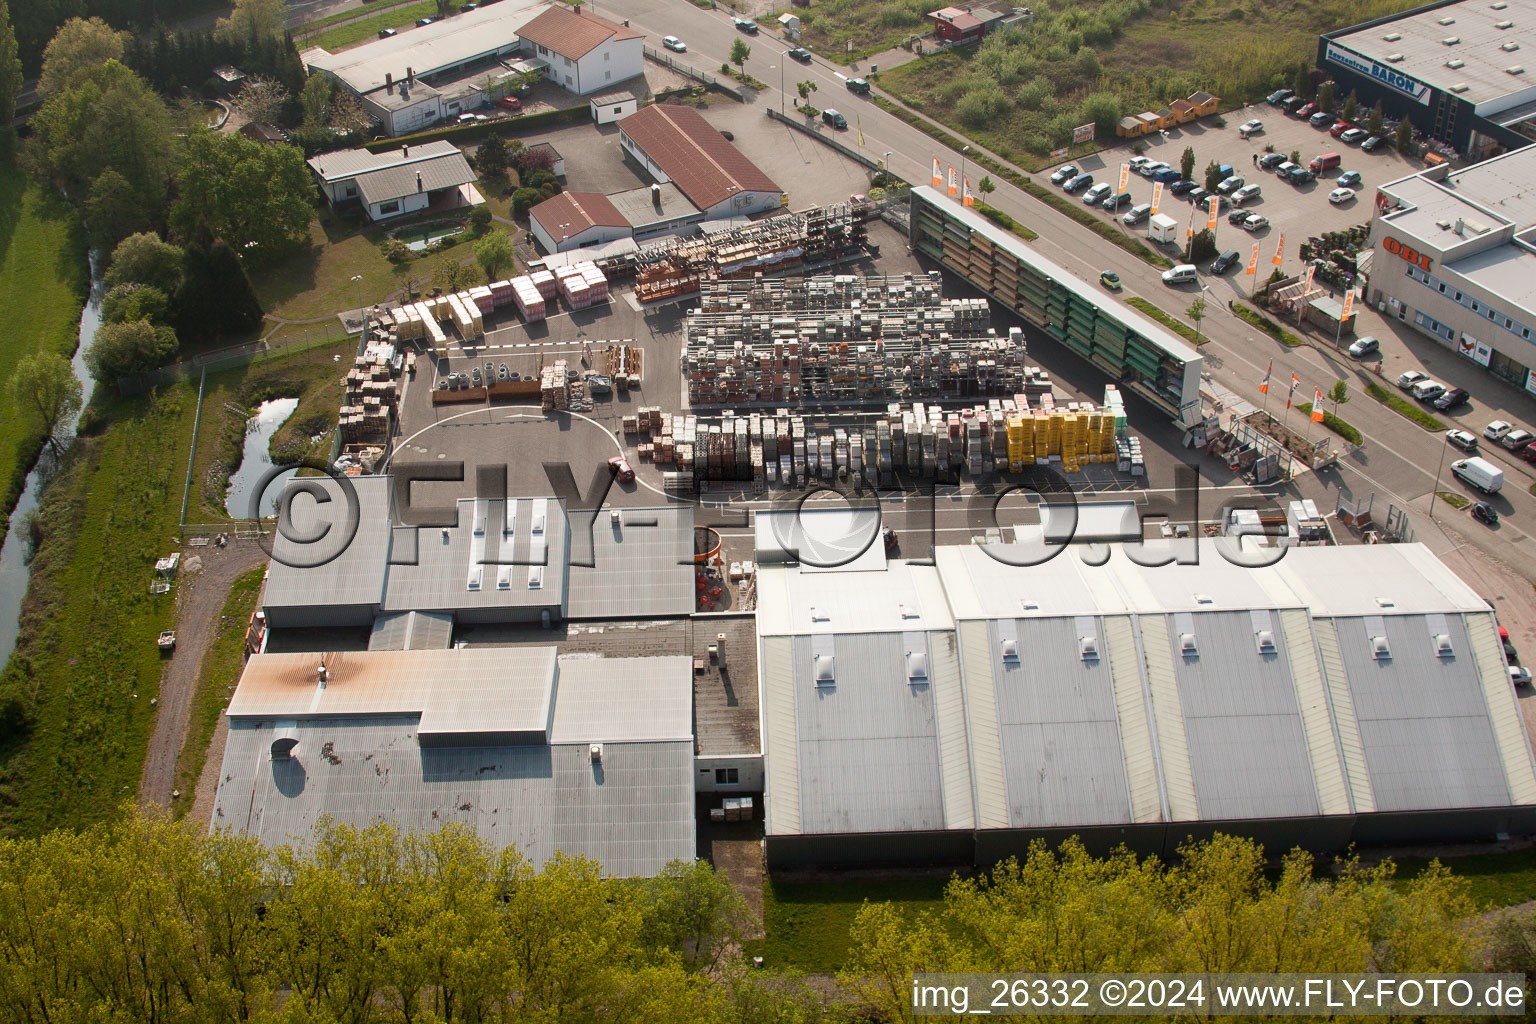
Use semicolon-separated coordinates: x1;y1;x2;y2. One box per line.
598;0;1536;583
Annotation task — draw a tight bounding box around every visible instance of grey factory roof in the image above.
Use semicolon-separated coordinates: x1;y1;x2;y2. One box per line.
306;0;548;95
1327;0;1536;108
606;182;702;233
214;647;695;873
306;140;463;183
758;541;1536;842
262;480;695;625
353;149;477;206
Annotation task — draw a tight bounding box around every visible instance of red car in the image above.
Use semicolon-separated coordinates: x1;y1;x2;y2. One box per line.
496;95;522;111
607;455;635;483
1329;121;1352;138
1296;102;1319;117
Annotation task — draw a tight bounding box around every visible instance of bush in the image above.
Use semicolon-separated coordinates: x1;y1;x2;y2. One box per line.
975;203;1039;241
381;238;411;264
1188;229;1217;264
511;187;541;216
1365;382;1445;430
1296;403;1362;445
86;319;179;383
101;284;171;326
468;206;493;236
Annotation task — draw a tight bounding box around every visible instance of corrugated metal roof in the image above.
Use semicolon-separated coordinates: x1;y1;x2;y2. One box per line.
930;629;975;830
368;610;455;650
791;633;950;835
566;506;695;619
264;475;393;615
354;151;477;206
1467;613;1536;803
1279;609;1352;815
1140;615;1199;820
991;619;1134;828
514;5;643;61
1104;614;1165;823
1313;617;1375;813
959;620;1010;828
1339;613;1511;811
552;655;692;743
1168;611;1321;821
761;636;801;834
213;718;693;876
618;104;781;211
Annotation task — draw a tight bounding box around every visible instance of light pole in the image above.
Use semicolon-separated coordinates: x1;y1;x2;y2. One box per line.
778;54;786;113
350;275;364;337
960;144;970;199
1428;431;1450;518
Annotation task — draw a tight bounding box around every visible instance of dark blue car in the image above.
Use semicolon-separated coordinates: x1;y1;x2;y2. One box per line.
1064;172;1093;193
1151;167;1182;183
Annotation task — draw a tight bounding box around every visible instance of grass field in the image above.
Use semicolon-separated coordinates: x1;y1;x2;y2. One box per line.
1128;296;1203;344
0;336;353;837
173;565;264;814
764;0;930;65
0;167;89;547
250;214;488;325
873;0;1422;168
1391;847;1536;911
299;1;441;51
744;876;952;973
296;0;425;38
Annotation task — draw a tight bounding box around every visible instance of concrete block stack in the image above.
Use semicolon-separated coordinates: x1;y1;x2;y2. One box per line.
540;359;570;410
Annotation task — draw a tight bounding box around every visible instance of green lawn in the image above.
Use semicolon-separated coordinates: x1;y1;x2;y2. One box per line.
874;0;1423;167
744;876;952;973
1365;381;1446;430
300;1;441;51
173;565;265;815
0;166;89;547
0;337;353;837
296;0;425;37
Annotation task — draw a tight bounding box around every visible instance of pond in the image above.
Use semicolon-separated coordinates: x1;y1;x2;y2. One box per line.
189;99;228;129
395;225;464;251
224;398;300;519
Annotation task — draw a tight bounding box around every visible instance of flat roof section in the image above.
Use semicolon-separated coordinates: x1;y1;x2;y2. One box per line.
308;0;548;94
263;475;393;617
755;561;955;636
1327;0;1536;108
565;505;696;619
608;182;702;232
693;617;761;756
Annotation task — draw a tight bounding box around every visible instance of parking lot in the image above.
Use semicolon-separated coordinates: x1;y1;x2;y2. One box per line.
1038;100;1421;297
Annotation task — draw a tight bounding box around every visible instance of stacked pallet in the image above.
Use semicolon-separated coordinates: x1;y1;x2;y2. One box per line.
512;277;546;322
468;285;495;315
556;266;592;309
489;279;516;309
530;270;557;300
540;359;570;410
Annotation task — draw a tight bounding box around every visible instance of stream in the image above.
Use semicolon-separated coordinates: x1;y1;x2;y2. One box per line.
0;266;103;669
224;398;300;519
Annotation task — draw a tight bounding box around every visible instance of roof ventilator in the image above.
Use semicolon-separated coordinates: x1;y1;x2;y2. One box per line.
1434;634;1454;657
1371;635;1392;660
1256;630;1277;654
590;743;603;763
1001;639;1020;662
1194;593;1215;606
814;654;836;686
906;650;929;680
1080;636;1100;662
1180;632;1198;656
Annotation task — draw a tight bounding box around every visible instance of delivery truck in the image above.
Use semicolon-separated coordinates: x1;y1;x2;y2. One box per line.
1452;457;1504;494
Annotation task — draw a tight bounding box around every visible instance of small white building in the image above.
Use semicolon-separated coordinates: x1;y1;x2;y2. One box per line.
589;89;638;125
618;104;784;219
307;141;481;221
529;191;634;253
515;6;645;96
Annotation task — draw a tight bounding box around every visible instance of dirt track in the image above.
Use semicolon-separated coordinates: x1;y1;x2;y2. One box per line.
138;537;267;810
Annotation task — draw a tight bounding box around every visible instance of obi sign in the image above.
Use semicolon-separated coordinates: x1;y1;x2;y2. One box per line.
1325;42;1432;104
1381;235;1433;271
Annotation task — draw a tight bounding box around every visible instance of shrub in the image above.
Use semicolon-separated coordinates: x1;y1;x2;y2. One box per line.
381;238;411;264
468;206;493;235
512;187;541;216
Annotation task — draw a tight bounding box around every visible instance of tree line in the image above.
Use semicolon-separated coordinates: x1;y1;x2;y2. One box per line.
1;807;1531;1023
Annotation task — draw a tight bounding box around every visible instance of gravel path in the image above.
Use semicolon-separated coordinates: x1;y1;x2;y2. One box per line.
138;537;268;810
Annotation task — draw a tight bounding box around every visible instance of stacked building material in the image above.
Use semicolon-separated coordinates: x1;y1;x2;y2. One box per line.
530;269;557;300
512;278;546;322
489;279;516;309
468;286;495;315
556;266;593;309
540;359;570;410
575;262;609;303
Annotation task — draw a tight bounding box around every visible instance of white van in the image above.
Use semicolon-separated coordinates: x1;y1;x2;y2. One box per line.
1162;264;1198;285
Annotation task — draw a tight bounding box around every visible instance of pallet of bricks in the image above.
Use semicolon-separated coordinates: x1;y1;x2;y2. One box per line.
340;352;396;444
555;262;609;311
540;359;570;411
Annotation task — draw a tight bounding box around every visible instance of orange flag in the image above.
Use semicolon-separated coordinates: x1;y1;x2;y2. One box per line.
932;158;943;188
948;166;958;196
1272;231;1285;266
962;177;975;207
1312;388;1326;422
1260;360;1272;394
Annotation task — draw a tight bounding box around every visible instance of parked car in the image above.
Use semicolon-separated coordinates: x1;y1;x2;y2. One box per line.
607;455;635;483
378;27;398;37
1187;186;1211;205
1347;335;1379;358
1328;187;1357;204
788;47;812;62
1282;95;1306;112
1336;170;1362;188
1128;155;1153;174
1341;128;1369;145
1472;501;1500;525
849;192;873;218
1083;182;1113;206
1287;167;1316;184
733;16;758;32
1362;135;1386;152
1511;666;1532;686
1485;420;1513;441
1259;152;1287;170
662;35;686;51
1169;178;1198;195
1267;88;1294;105
1238;118;1264;138
1151;167;1182;183
1216;175;1246;194
1410;379;1446;402
1051;164;1080;185
1243;214;1270;232
496;95;522;111
1100;270;1122;290
1297;101;1319;117
1162;264;1199;285
1446;429;1479;452
1064;172;1093;193
1123;203;1152;225
1232;183;1262;205
1310;110;1335;127
1228;206;1251;226
1397;369;1428;390
1140;161;1172;178
1521;443;1536;464
845;77;870;95
822;108;847;129
1501;428;1535;451
1102;191;1133;211
1274;161;1300;177
1210;249;1241;274
1434;386;1469;410
415;15;438;25
1329;121;1353;138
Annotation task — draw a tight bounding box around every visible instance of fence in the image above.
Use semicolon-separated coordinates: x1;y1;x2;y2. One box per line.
118;329;352;396
643;48;744;102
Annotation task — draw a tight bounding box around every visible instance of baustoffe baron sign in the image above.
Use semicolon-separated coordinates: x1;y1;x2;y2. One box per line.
1324;42;1432;104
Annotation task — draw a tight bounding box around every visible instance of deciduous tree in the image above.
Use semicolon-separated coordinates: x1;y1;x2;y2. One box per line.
730;38;751;71
232;73;289;126
215;0;286;47
7;352;82;456
640;859;754;972
177;239;264;342
37;16;126;98
171;130;313;257
299;72;329;127
477;133;508;178
101;283;171;326
105;232;185;294
0;0;20;154
86;318;178;382
84;168;152;250
474;229;514;281
1186;295;1208;343
976;175;995;199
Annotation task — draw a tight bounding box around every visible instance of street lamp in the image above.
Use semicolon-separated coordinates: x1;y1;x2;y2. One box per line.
350;274;365;337
1428;432;1450;518
960;144;970;198
777;54;786;114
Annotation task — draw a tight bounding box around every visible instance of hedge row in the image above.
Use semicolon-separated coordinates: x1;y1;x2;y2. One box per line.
364;105;589;152
975;203;1038;242
1365;382;1446;431
1296;403;1363;446
1235;304;1304;347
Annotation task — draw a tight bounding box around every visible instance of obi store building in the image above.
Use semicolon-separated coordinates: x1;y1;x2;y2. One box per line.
1367;146;1536;394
